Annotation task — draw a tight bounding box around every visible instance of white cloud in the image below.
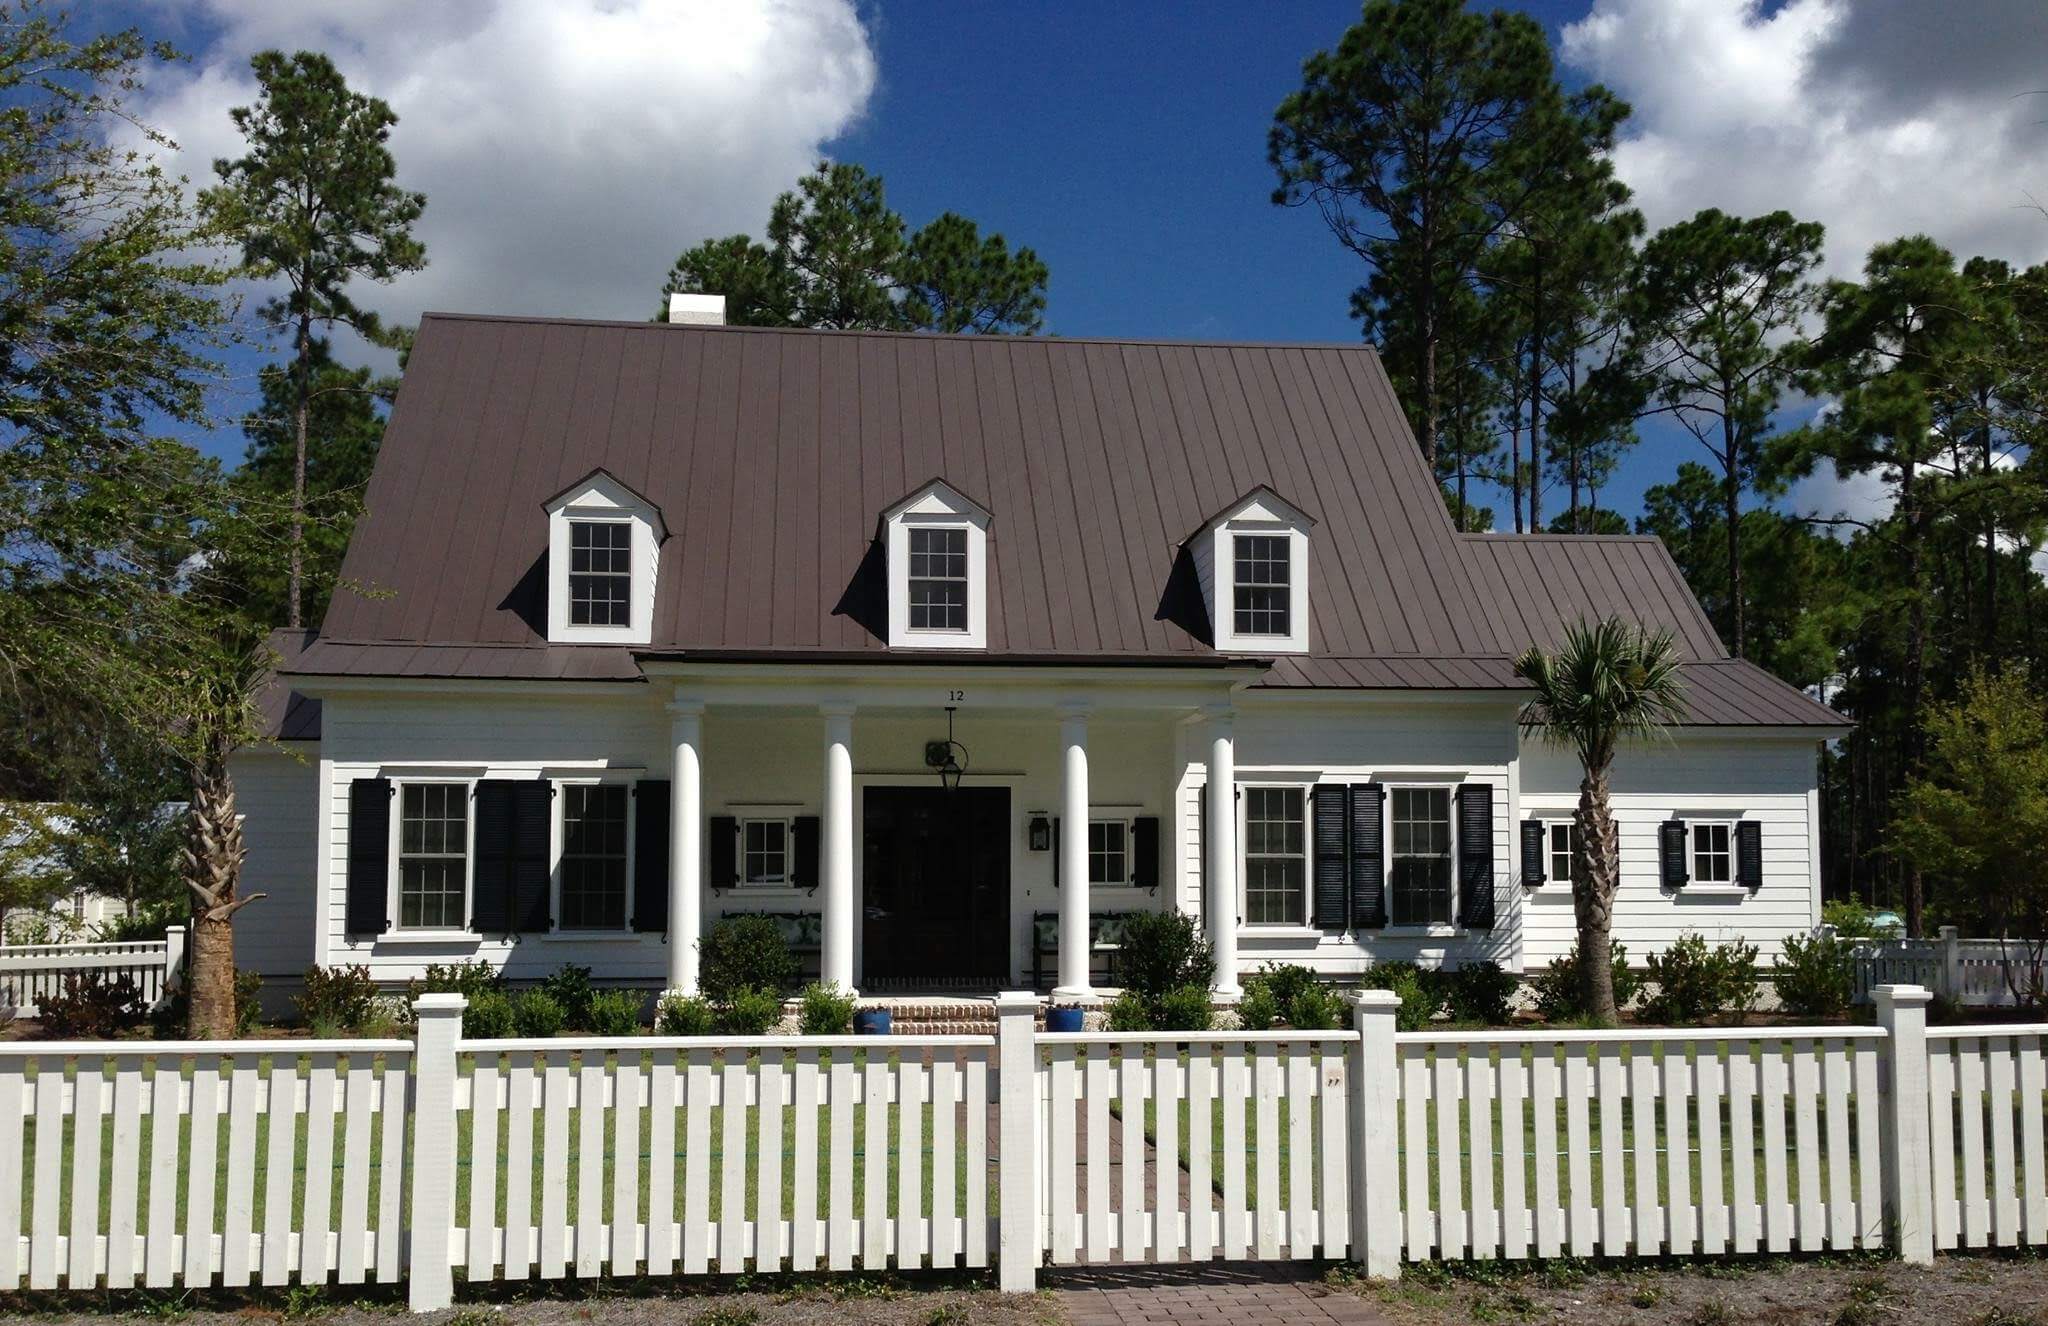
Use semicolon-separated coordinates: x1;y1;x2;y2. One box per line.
1561;0;2048;281
131;1;877;337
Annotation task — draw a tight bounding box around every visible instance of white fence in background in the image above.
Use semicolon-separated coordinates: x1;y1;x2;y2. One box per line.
1852;927;2047;1008
0;985;2044;1308
0;928;186;1019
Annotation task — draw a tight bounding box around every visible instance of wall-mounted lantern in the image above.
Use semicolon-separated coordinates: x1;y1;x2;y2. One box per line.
1027;814;1053;852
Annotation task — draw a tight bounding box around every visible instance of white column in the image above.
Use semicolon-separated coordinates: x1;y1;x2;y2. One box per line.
667;699;704;994
821;704;856;993
1349;989;1404;1279
407;993;465;1311
1056;704;1092;996
994;991;1041;1289
1875;983;1935;1264
1205;704;1240;996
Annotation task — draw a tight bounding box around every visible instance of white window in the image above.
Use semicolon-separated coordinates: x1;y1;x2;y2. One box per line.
1089;818;1129;886
398;782;469;930
1547;819;1581;885
567;520;632;628
558;784;630;930
884;480;991;649
1389;786;1454;926
1692;821;1734;884
1232;534;1291;636
1243;786;1307;926
1197;486;1313;655
743;818;790;886
544;468;663;645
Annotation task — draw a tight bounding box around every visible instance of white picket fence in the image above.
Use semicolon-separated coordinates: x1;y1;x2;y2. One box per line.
1852;927;2047;1008
0;928;187;1019
0;985;2044;1308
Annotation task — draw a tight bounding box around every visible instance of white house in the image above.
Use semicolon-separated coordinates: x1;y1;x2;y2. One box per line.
229;305;1846;1000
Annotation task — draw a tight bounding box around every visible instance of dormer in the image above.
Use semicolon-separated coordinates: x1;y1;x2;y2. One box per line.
542;468;665;645
1191;485;1314;655
883;478;991;650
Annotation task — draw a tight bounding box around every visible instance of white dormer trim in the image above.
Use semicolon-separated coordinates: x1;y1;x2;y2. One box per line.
1193;485;1313;656
543;469;664;646
883;478;991;650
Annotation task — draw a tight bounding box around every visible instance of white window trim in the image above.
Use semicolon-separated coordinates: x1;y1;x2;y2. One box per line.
725;803;805;891
545;473;658;646
1542;817;1580;888
1384;782;1460;934
884;480;990;649
1207;492;1311;656
1238;781;1313;930
386;776;478;937
1689;818;1737;887
1087;814;1134;887
551;775;637;935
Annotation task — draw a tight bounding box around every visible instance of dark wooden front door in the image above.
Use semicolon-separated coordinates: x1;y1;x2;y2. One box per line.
861;786;1009;984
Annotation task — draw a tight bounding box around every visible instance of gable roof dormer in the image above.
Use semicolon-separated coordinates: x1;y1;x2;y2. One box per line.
881;477;991;650
542;468;665;645
1189;485;1315;656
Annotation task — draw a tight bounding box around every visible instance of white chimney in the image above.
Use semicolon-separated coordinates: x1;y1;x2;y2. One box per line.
667;292;726;326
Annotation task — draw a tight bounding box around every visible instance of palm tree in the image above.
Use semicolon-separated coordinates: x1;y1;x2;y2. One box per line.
1515;617;1688;1023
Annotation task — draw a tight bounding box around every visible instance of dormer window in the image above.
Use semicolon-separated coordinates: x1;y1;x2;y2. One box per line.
543;468;665;645
883;478;991;649
1188;485;1313;655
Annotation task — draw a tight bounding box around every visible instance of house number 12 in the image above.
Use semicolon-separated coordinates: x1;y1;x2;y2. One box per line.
947;690;965;702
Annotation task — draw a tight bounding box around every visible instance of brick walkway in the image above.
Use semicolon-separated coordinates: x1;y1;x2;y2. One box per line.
1051;1264;1392;1325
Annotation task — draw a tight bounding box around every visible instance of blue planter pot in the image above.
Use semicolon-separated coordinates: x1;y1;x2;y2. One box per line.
1045;1006;1085;1033
853;1008;892;1036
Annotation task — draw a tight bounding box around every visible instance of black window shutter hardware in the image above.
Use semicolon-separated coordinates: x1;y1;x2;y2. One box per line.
632;780;670;933
1736;820;1763;890
793;816;821;891
1131;816;1160;890
1521;818;1548;889
1660;820;1690;889
709;815;738;889
1311;785;1350;930
1348;783;1386;930
1457;783;1495;930
346;778;392;936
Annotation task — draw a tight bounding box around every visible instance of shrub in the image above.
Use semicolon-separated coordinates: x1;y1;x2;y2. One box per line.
1235;981;1279;1031
1153;984;1214;1032
657;992;717;1035
511;990;566;1038
1117;911;1214;1002
406;961;505;1009
1285;982;1348;1030
1821;899;1901;939
38;971;147;1038
540;965;595;1030
92;901;181;945
798;982;855;1036
584;989;644;1036
234;970;264;1036
1639;932;1761;1025
464;991;516;1039
1357;961;1439;1031
700;916;798;1003
1530;941;1640;1022
294;964;380;1035
1253;962;1319;1014
1105;990;1153;1031
1440;960;1518;1026
1775;931;1856;1019
718;986;782;1035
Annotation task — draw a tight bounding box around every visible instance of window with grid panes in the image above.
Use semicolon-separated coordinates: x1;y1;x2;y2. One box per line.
907;526;968;630
743;818;789;885
1232;534;1290;636
559;784;629;929
568;520;632;627
1243;787;1306;925
399;783;468;929
1692;822;1733;883
1089;819;1128;885
1390;786;1453;925
1548;820;1581;885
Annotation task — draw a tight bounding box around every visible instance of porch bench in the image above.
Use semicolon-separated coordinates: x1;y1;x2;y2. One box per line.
1030;911;1135;989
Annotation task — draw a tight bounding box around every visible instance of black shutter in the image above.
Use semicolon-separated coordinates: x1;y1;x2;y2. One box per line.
792;816;820;889
1052;817;1061;888
633;780;670;932
1311;785;1351;929
1349;783;1386;929
346;778;392;935
1736;820;1763;890
471;780;516;933
1131;816;1159;889
1457;783;1495;930
1521;819;1548;888
509;782;553;932
709;815;738;888
1660;820;1690;889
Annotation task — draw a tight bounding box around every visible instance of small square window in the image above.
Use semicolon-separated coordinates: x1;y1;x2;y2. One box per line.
743;819;789;885
907;527;969;631
1548;820;1581;885
568;521;633;628
1233;534;1290;636
1693;822;1733;883
1088;819;1128;886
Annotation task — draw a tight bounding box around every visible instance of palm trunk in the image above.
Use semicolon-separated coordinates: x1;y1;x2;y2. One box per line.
1574;760;1620;1024
182;723;263;1038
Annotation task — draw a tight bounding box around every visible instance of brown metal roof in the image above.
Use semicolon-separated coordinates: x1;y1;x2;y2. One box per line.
287;313;1842;729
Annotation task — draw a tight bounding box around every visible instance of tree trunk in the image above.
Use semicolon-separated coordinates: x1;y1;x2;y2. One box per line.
181;729;263;1038
289;309;312;632
1527;262;1545;534
1901;455;1928;938
1574;759;1620;1024
1724;443;1745;659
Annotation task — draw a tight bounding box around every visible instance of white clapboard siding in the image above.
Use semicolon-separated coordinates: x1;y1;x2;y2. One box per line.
0;1039;411;1292
1393;1028;1893;1261
447;1034;994;1281
1925;1026;2048;1251
1033;1031;1355;1266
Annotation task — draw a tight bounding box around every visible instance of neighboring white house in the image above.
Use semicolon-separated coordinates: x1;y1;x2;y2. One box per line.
0;803;135;943
231;307;1846;998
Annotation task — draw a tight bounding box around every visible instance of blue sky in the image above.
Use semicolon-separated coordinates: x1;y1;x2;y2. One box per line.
113;1;2048;530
